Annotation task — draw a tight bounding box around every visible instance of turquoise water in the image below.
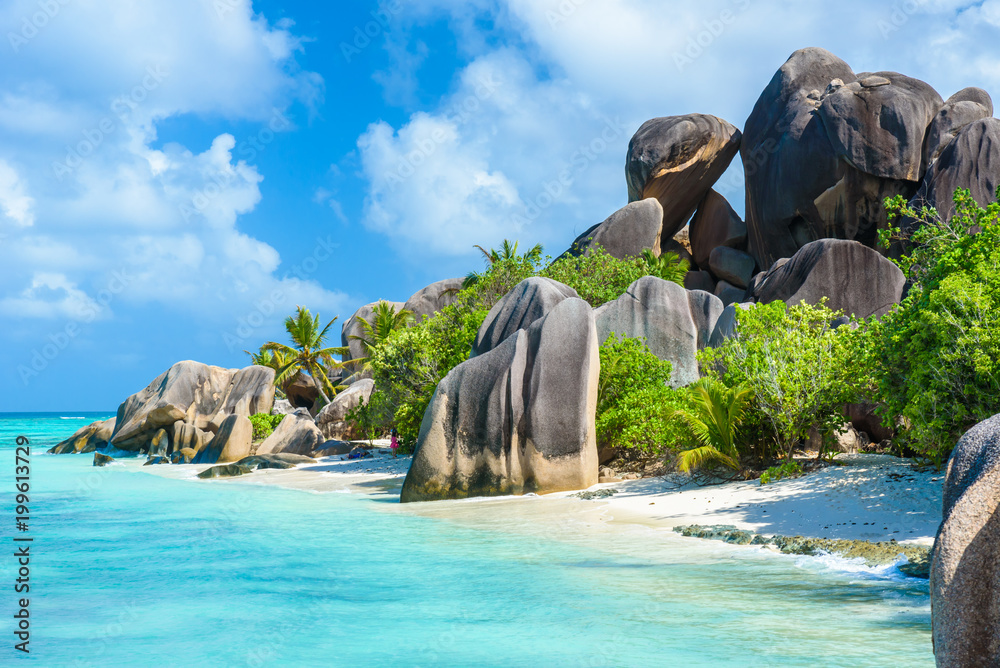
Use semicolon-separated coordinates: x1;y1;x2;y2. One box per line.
1;414;934;666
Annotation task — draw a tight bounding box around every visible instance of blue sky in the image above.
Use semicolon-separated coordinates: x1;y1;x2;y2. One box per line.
0;0;997;411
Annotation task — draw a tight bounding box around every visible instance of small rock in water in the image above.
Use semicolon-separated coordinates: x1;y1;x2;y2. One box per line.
143;455;170;466
93;452;115;467
573;489;619;500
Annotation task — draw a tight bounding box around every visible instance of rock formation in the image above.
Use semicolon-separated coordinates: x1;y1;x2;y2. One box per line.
931;413;1000;666
747;239;904;319
403;278;464;323
401;297;599;502
48;417;116;454
192;414;253;465
566;199;664;259
689;189;747;269
341;301;406;379
594;277;723;387
316;379;375;440
472;277;580;356
626;114;742;239
256;413;326;457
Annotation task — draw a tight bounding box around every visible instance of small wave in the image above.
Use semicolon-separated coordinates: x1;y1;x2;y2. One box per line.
796;550;915;582
60;416;88;420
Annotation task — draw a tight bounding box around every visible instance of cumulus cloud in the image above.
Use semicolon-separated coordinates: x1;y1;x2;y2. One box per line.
0;160;34;227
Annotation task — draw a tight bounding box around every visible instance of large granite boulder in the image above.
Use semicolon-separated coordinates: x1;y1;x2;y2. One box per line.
931;413;1000;666
193;414;253;465
256;413;325;457
172;422;212;454
472;277;580;356
566;199;664;259
594;277;723;387
626;114;742;239
341;301;406;379
708;246;755;289
48;417;116;454
923;88;993;167
284;374;320;411
742;48;946;267
909;117;1000;224
747;239;905;319
108;361;274;452
689;189;747;268
316;379;375;440
403;278;464;323
401;298;599;502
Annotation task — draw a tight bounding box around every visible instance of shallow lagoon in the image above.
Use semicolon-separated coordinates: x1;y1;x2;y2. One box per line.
2;414;933;666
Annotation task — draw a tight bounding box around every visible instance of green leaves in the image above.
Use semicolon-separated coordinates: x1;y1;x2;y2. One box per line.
640;248;689;286
673;377;754;473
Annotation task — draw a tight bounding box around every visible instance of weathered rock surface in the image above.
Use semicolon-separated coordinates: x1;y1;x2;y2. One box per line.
472;277;580;357
172;422;212;454
316;379;375;440
742;48;948;267
683;270;716;293
923;88;993;167
689;189;747;268
708;246;755;289
909;117;1000;224
401;298;599;502
708;302;754;347
108;361;274;452
594;277;723;387
714;280;747;308
271;398;295;415
931;413;1000;666
49;417;116;454
197;463;253;479
93;452;114;467
193;414;253;465
148;428;170;457
626;114;742;239
143;455;170;466
256;413;325;457
342;301;406;379
284;374;321;411
170;448;198;464
566;199;664;259
747;239;904;319
403;278;464;323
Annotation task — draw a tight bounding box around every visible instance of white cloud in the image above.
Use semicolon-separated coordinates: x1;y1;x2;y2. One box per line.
0;160;34;227
0;272;103;320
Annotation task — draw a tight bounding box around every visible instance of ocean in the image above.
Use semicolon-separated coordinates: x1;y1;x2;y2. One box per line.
1;414;934;666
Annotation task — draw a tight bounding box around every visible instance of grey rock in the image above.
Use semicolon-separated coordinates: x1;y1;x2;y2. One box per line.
683;270;716;293
316;379;376;440
708;246;756;289
235;453;316;471
193;414;253;465
313;441;354;457
401;298;599;502
713;280;747;307
931;413;1000;666
566;199;664;259
108;361;274;451
197;463;253;479
171;422;211;454
708;302;754;347
48;417;116;454
689;189;747;267
256;413;325;457
93;452;114;467
472;277;580;357
403;278;464;323
271;399;295;415
923;88;993;167
747;239;904;319
341;301;406;379
594;277;722;387
626;114;742;239
909;117;1000;225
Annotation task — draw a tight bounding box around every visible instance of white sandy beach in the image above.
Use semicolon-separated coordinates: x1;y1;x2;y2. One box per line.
137;451;944;546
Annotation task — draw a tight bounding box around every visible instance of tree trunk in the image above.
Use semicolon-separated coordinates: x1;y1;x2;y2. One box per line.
308;363;331;405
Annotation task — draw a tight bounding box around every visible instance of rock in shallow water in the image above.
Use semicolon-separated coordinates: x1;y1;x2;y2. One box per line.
93;452;114;467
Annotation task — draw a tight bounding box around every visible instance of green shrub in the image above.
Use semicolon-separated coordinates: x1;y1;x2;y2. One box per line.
865;188;1000;464
699;300;864;462
595;334;691;455
674;377;755;473
759;461;803;486
249;413;284;441
543;245;668;307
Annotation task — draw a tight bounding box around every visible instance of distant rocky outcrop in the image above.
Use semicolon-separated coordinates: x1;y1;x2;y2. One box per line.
566;199;664;259
746;239;905;319
108;361;275;453
49;417;116;454
923;88;993;168
403;278;464;323
626;114;742;240
341;301;406;380
472;277;580;356
931;413;1000;666
316;379;375;440
594;277;723;387
401;296;599;502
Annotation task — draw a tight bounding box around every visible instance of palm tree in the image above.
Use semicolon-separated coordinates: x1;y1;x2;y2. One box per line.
674;378;755;473
463;239;544;288
262;306;349;405
642;248;689;286
244;347;296;397
349;300;414;356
